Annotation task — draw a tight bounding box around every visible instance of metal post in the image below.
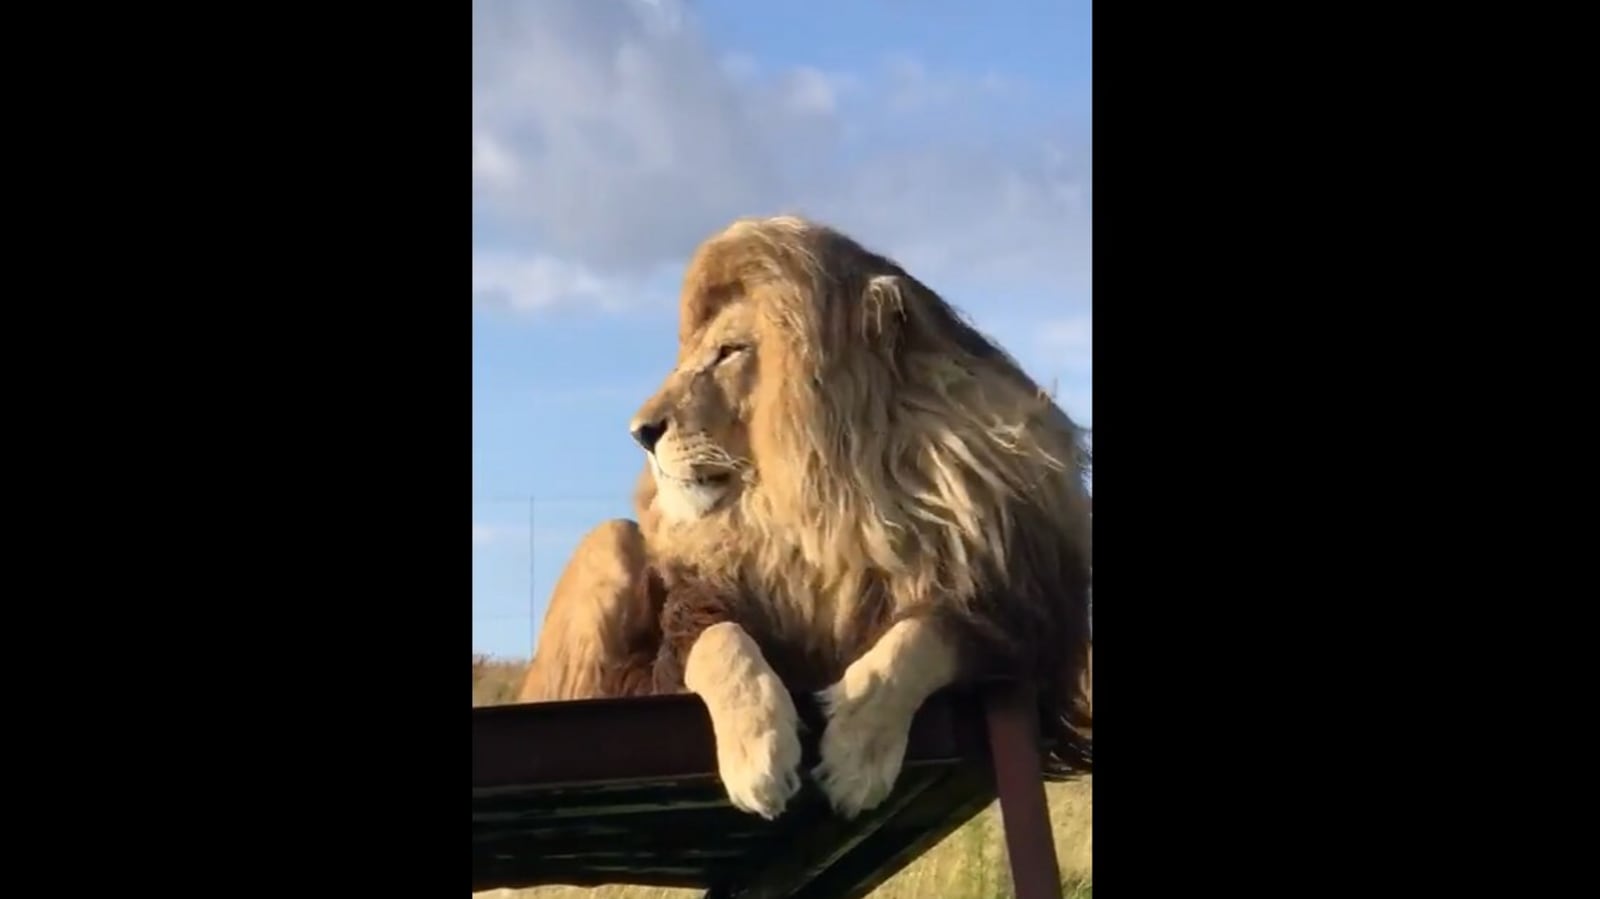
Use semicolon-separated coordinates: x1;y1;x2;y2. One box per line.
983;682;1064;899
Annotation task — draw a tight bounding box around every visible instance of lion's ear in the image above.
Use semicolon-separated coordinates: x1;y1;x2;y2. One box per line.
860;274;910;359
857;275;934;379
860;271;983;369
859;271;975;380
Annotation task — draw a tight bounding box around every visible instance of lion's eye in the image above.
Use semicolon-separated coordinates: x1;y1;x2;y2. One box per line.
715;343;750;365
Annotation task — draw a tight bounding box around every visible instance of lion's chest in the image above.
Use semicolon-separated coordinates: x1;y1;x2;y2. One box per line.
732;578;894;693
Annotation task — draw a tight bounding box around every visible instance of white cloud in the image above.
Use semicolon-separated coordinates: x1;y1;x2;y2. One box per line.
471;129;519;188
472;0;778;274
720;52;760;82
472;251;616;313
783;66;850;115
471;0;1091;318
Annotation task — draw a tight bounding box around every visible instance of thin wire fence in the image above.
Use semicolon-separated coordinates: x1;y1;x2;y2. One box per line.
473;494;631;657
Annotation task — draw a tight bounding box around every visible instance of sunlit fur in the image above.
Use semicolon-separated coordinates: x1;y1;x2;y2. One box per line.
633;215;1094;776
516;518;656;702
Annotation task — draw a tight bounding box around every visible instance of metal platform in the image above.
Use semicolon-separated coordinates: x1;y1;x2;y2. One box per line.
472;682;1065;898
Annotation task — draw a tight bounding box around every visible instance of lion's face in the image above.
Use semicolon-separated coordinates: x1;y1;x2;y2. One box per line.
628;302;760;525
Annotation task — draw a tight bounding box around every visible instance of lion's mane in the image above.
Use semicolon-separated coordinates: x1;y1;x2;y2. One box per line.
634;216;1093;777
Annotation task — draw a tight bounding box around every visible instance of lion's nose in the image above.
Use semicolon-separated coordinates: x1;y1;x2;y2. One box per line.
631;419;668;453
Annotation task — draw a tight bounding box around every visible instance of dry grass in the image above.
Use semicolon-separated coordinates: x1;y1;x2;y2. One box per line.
472;656;1091;899
474;654;526;706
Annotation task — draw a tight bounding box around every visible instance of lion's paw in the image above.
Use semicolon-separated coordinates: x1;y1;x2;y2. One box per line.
813;677;912;819
710;687;804;820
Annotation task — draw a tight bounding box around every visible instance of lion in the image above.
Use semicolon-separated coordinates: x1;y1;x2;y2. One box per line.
517;215;1093;822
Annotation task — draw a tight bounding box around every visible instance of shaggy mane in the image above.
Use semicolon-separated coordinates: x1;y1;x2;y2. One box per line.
646;215;1093;776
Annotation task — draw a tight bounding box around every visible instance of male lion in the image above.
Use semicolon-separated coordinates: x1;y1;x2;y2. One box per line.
517;215;1093;821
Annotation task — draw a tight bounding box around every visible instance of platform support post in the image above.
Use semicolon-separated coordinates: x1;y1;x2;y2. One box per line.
983;683;1064;899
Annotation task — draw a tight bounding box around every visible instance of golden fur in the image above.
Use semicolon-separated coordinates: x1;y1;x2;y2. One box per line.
522;215;1093;802
515;519;654;702
516;471;661;702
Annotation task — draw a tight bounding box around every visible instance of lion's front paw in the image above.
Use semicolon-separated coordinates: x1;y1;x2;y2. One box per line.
813;676;913;818
709;687;804;820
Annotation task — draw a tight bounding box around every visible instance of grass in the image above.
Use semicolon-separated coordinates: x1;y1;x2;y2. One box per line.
473;655;1091;899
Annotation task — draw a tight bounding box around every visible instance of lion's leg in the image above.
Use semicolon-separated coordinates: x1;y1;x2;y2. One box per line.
683;622;804;820
516;519;652;703
814;617;961;818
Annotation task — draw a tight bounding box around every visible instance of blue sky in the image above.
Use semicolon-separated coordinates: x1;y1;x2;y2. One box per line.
472;0;1093;657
